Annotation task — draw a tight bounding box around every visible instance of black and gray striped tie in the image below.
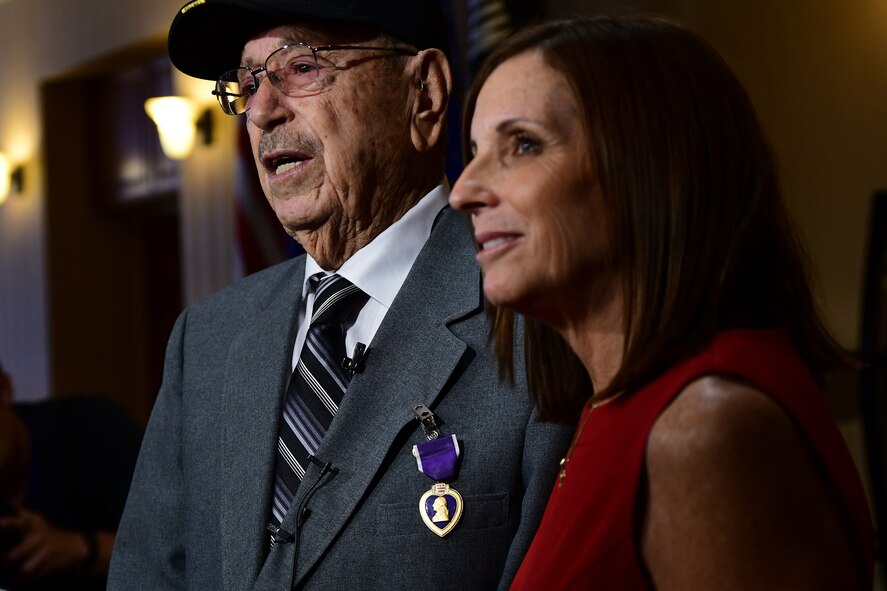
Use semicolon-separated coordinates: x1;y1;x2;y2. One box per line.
271;273;368;527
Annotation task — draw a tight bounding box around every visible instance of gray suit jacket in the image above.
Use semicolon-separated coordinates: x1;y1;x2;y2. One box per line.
108;208;571;590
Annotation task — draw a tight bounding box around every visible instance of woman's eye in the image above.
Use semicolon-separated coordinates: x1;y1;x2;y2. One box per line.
513;134;540;155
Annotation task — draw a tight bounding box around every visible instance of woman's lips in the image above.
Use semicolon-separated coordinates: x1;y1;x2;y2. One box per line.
475;231;523;259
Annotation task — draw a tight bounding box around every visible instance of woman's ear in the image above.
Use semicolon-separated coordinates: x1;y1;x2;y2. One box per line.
410;48;452;152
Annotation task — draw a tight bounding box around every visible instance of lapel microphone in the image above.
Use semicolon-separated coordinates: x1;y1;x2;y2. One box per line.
293;455;338;588
341;342;368;376
267;456;339;548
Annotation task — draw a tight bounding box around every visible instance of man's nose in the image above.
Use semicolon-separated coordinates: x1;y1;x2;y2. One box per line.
247;77;290;131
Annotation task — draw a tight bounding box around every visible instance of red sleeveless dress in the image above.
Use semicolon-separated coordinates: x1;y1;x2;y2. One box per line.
510;329;874;590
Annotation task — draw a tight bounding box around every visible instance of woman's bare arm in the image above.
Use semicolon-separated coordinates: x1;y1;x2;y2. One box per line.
641;375;858;590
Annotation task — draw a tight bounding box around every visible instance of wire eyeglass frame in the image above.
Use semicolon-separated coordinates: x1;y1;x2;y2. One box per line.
213;42;418;115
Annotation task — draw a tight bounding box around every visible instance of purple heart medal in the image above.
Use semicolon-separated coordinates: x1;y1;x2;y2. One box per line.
411;405;463;537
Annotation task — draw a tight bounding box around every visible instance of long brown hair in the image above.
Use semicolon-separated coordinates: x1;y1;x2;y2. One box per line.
463;15;849;422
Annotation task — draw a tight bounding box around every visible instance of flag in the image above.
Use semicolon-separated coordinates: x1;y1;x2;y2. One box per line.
466;0;514;78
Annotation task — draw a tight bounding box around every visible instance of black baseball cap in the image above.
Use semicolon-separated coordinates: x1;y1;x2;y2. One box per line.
168;0;448;80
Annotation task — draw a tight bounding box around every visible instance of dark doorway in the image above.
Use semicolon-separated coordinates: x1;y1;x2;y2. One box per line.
41;38;182;426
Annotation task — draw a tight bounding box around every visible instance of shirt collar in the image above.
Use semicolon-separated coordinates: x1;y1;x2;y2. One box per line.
304;182;450;307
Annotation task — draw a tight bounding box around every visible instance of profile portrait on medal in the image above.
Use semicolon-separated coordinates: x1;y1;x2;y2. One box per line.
431;496;449;523
450;14;875;590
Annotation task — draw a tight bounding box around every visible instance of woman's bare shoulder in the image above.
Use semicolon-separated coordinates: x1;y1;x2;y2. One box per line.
641;375;857;590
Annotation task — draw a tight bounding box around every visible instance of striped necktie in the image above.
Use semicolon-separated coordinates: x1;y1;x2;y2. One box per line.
271;273;368;527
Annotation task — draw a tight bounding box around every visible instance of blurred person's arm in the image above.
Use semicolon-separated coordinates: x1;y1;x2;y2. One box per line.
0;509;115;578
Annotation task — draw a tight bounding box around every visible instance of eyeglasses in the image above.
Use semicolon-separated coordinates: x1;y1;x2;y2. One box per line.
213;42;418;115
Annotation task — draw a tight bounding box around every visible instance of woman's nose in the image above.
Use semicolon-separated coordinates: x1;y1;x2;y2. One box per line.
450;159;497;214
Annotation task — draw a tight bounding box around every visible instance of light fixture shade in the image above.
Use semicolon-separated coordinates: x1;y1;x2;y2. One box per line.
0;152;10;204
144;96;197;160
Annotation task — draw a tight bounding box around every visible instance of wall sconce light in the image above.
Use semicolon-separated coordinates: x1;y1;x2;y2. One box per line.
144;96;214;160
0;152;24;205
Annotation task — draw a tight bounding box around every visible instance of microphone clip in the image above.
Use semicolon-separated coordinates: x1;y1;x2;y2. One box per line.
342;342;368;376
266;523;294;545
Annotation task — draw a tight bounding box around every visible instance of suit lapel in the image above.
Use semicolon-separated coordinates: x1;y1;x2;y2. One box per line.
219;260;305;591
287;208;483;584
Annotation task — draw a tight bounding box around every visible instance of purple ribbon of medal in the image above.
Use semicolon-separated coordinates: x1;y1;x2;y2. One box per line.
413;434;464;537
413;434;460;480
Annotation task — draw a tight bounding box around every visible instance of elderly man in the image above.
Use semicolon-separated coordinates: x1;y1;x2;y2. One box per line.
108;0;570;589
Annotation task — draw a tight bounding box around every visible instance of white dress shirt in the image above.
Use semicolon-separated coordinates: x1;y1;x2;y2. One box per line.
290;183;450;371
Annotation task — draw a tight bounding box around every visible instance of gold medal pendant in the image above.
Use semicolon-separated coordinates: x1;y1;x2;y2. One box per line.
419;482;463;537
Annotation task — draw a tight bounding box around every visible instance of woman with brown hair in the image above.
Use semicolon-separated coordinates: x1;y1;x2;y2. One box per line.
450;15;874;590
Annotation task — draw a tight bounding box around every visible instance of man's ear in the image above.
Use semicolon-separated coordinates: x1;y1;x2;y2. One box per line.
410;48;452;152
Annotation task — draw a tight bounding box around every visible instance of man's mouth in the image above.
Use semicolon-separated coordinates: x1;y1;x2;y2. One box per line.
262;151;312;176
271;155;308;175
